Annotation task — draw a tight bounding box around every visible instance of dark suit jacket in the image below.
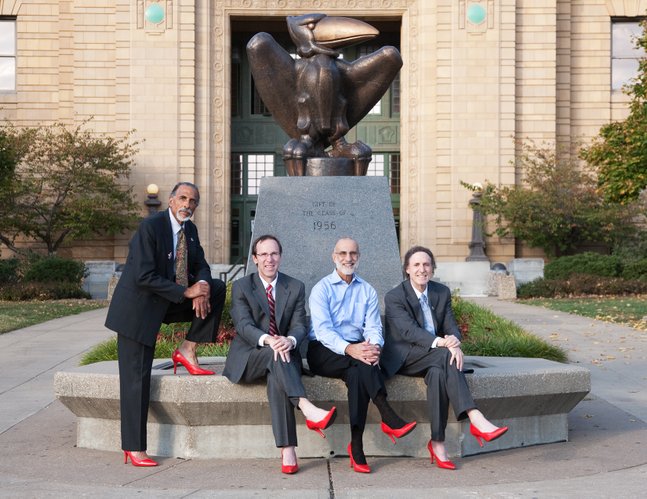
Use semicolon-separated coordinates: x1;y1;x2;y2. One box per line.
223;272;307;383
381;280;462;378
105;209;213;347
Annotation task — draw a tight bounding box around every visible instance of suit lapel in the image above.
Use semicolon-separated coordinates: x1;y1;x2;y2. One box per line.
426;282;440;332
274;273;290;332
252;273;271;318
162;210;175;278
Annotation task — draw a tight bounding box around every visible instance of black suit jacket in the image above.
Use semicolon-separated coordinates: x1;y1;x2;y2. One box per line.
223;272;307;383
381;280;461;378
105;209;213;347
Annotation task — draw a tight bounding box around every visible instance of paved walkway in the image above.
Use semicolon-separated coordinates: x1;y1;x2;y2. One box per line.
0;299;646;498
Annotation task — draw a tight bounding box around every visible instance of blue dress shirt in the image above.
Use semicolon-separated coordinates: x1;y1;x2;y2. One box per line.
309;270;383;356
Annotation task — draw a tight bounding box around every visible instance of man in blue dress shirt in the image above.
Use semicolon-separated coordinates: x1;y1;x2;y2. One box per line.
307;237;416;473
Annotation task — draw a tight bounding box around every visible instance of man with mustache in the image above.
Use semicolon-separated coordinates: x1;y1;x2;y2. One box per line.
105;182;226;467
307;237;416;473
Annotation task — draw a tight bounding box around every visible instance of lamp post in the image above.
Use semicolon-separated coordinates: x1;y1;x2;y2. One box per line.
144;183;161;216
466;185;489;262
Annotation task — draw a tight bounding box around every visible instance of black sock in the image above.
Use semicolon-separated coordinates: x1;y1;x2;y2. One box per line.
373;390;406;429
350;426;367;465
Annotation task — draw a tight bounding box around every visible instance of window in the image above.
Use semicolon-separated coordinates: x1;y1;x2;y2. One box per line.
612;20;646;91
367;153;401;194
230;153;275;196
0;18;16;92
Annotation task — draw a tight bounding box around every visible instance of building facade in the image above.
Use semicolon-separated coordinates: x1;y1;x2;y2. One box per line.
0;0;644;264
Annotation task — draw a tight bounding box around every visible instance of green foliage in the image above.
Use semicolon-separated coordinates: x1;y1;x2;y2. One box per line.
0;258;20;284
622;258;647;280
581;20;647;203
0;120;140;256
452;297;567;362
469;141;640;257
22;256;87;284
0;282;91;300
544;253;623;280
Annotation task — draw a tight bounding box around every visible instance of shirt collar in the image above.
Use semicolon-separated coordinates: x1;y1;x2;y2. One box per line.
259;274;278;290
168;208;183;234
410;281;427;300
329;269;362;285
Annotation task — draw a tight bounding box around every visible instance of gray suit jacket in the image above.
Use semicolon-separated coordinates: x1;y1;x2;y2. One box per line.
223;272;307;383
381;280;462;378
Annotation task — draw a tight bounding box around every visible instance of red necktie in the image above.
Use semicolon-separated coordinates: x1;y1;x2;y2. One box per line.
266;284;278;336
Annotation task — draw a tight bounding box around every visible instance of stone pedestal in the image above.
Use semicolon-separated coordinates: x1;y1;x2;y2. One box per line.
247;176;402;310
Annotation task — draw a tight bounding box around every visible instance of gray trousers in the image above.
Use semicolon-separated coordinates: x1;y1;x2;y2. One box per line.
239;347;307;447
399;345;476;441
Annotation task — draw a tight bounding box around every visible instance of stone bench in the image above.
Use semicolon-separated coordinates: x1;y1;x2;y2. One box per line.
54;356;590;459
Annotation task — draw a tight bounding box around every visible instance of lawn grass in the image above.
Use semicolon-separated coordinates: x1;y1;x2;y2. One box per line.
453;297;568;362
520;294;647;330
80;322;233;366
81;297;568;365
0;299;107;334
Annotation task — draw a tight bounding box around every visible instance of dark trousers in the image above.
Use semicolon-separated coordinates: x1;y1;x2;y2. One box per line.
307;340;386;433
237;347;307;448
118;280;226;451
399;345;476;441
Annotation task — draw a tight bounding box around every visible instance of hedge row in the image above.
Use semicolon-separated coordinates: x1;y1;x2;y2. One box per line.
0;256;88;301
544;252;647;281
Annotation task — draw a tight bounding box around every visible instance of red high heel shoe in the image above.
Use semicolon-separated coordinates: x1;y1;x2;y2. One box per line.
427;440;456;470
280;448;299;474
123;450;158;467
305;406;337;438
470;424;509;447
347;443;370;473
381;420;417;444
172;349;215;375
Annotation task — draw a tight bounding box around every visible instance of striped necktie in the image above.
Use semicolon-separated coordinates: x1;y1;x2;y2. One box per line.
266;283;278;336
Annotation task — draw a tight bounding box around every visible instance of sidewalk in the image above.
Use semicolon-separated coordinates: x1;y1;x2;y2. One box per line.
0;301;646;498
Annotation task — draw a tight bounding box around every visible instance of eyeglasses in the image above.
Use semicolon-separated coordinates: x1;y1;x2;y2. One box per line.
255;252;280;259
335;251;359;258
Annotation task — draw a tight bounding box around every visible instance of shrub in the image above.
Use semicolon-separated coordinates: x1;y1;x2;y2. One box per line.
0;258;20;284
622;258;647;281
22;256;87;284
0;281;91;300
544;253;623;280
517;278;562;299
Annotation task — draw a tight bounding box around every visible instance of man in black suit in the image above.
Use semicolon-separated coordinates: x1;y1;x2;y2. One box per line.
382;245;507;469
105;182;226;466
223;234;336;474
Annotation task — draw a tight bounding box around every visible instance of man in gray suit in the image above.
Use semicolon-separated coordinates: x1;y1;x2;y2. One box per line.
223;234;336;474
382;245;507;469
105;182;226;467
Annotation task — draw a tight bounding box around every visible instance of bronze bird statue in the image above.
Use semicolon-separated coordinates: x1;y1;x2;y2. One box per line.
247;13;403;176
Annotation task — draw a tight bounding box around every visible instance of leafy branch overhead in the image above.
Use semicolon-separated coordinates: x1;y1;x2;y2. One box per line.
581;19;647;204
0;121;140;255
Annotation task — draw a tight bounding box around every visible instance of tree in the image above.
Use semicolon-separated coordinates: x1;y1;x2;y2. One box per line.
580;20;647;204
468;141;640;257
0;121;140;255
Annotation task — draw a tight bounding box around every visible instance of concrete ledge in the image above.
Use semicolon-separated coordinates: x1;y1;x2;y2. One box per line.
54;356;590;459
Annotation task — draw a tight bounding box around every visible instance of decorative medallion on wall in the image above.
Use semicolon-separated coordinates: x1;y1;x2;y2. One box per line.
459;0;494;33
137;0;173;32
